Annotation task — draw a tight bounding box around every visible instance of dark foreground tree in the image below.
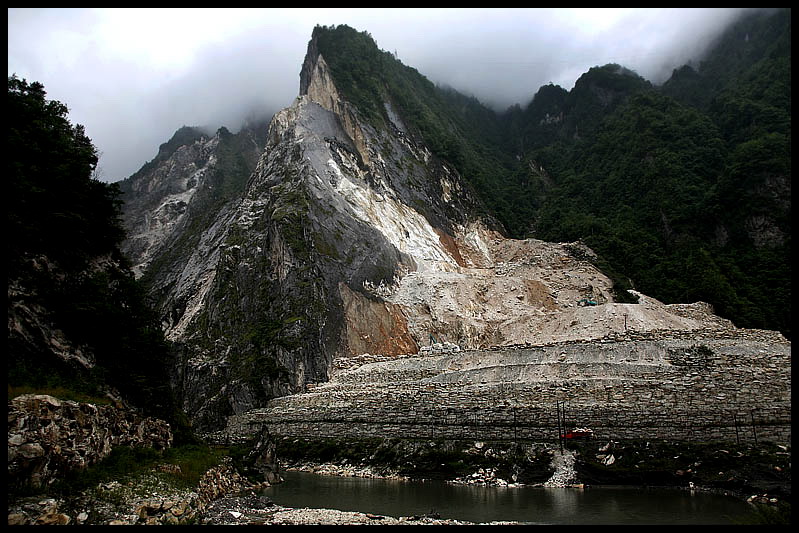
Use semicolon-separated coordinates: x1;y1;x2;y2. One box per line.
8;76;188;436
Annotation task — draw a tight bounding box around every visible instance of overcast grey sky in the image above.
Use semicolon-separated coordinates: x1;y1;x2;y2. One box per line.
8;8;753;183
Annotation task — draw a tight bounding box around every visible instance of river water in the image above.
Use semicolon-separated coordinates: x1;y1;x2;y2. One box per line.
262;470;754;525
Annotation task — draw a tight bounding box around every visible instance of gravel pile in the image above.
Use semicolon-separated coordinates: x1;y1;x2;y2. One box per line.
543;449;578;487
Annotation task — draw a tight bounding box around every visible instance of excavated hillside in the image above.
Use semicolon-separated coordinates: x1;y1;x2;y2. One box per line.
380;234;739;350
120;29;790;441
222;35;789;447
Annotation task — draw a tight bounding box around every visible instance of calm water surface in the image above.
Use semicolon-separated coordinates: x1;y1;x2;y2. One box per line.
262;470;753;525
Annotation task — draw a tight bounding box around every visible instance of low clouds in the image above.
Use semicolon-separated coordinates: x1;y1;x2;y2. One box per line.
8;8;753;183
392;7;751;110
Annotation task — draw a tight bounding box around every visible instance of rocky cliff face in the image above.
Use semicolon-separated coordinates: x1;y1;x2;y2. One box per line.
120;35;504;430
8;252;139;409
120;32;786;434
119;122;268;281
9;261;97;372
187;45;500;431
119;127;219;279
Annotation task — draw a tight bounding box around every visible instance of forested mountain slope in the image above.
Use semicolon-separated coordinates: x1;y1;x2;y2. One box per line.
312;8;790;336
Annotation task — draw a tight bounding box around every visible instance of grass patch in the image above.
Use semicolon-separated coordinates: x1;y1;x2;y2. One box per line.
162;444;228;488
47;444;227;498
8;384;113;406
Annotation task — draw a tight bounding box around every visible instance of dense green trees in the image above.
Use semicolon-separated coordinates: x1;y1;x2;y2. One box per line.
8;77;122;272
8;76;183;422
527;25;791;335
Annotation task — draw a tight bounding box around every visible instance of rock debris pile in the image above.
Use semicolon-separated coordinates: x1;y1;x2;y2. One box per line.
543;449;578;487
7;456;269;526
419;341;462;355
7;394;172;491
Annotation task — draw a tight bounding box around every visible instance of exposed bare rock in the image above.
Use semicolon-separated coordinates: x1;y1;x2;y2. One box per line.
121;33;495;431
118;29;790;443
7;455;271;526
8;276;95;370
120;131;219;278
7;394;172;490
196;456;261;504
340;282;418;356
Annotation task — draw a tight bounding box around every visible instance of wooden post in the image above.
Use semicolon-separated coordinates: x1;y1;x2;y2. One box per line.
733;413;740;445
556;401;563;454
750;409;758;445
513;408;517;443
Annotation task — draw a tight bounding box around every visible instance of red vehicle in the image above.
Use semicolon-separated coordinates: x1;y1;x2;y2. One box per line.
561;427;594;439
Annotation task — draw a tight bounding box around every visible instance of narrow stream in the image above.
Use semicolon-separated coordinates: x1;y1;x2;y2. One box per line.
262;470;755;525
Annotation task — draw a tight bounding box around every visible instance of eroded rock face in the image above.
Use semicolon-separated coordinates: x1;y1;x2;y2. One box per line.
121;35;500;431
121;32;782;435
339;282;418;356
119;132;216;277
8;274;95;371
7;394;173;490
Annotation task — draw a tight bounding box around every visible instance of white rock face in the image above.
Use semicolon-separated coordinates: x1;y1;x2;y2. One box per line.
329;161;458;272
121;135;220;278
283;53;725;350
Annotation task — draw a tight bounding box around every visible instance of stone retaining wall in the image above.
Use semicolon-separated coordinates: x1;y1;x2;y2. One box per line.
243;406;790;444
227;335;791;446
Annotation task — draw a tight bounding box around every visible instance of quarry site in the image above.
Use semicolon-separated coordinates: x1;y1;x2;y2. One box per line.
225;231;791;448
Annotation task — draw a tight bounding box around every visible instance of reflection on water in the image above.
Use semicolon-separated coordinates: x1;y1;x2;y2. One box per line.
261;470;752;525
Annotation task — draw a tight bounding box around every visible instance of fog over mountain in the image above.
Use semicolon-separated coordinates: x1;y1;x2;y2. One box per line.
8;8;756;183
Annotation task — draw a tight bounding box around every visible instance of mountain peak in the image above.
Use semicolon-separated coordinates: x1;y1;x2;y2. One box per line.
299;25;392;126
571;63;650;98
298;27;322;97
